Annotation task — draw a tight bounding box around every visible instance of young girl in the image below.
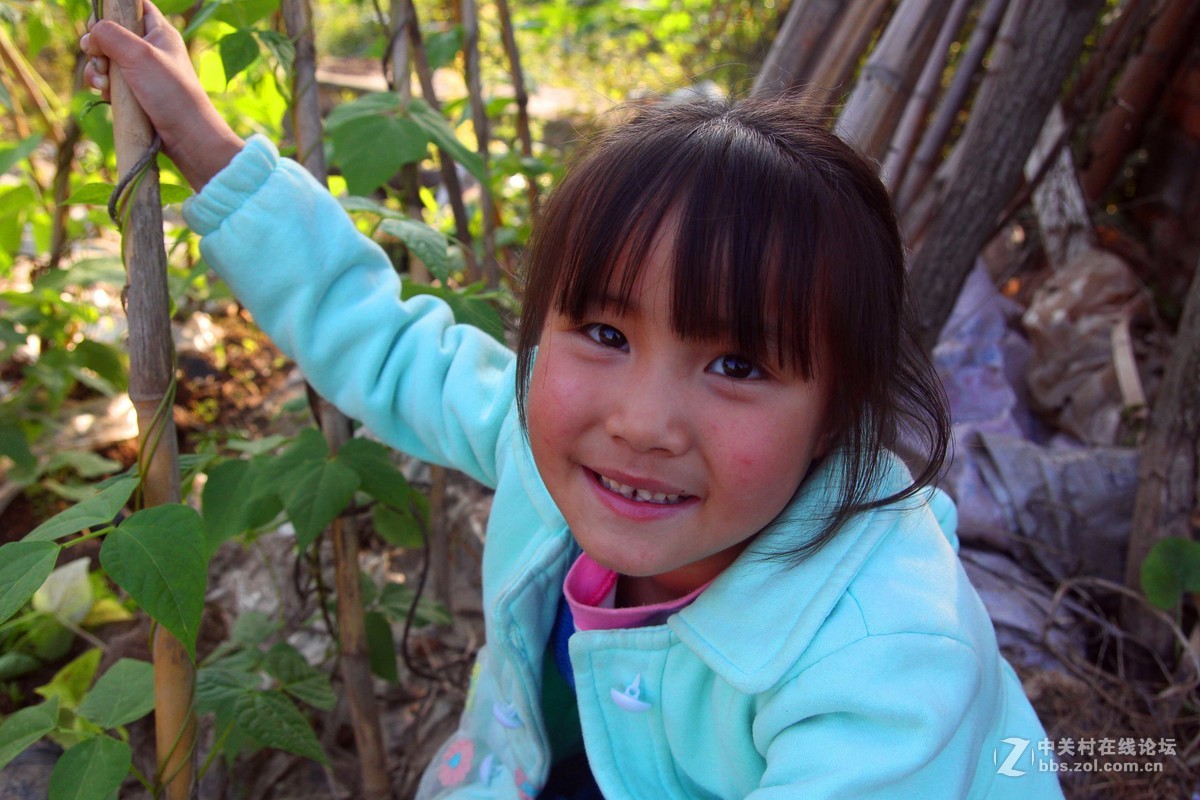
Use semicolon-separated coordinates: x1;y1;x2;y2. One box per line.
83;5;1062;797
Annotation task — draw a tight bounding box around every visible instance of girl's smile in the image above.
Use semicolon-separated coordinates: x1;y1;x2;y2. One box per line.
525;224;833;606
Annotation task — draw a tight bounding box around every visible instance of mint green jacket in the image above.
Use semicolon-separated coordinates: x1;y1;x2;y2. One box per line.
184;137;1063;799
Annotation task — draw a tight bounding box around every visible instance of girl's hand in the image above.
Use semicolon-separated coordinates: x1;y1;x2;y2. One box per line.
80;0;243;189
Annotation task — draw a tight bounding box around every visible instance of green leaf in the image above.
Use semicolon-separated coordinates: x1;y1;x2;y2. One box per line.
0;422;37;483
100;505;208;660
72;340;128;393
235;690;328;764
372;503;424;549
329;114;429;197
195;665;258;717
408;98;486;184
219;29;260;85
36;648;101;709
1142;537;1200;610
0;135;42;176
23;475;136;542
0;697;59;772
256;29;295;72
378;218;450;282
230;609;279;647
337;438;411;507
282;456;361;550
48;735;131;800
0;652;43;681
44;449;123;480
77;659;155;728
364;611;398;683
0;541;61;625
64;183;115;206
0;184;36;218
159;183;193;204
32;557;93;626
378;581;452;627
264;643;335;711
212;0;279;28
325;92;403;128
202;458;281;551
424;25;464;70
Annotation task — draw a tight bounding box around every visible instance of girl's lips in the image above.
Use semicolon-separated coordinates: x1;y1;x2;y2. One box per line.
586;469;698;518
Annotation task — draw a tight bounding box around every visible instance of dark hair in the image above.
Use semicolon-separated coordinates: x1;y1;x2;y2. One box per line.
515;95;950;559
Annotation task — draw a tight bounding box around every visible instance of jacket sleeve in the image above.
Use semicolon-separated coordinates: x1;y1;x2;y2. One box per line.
183;136;517;488
748;633;1061;799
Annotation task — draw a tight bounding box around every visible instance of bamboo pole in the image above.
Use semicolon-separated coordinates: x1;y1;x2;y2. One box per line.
907;0;1106;351
0;25;66;145
880;0;974;191
282;2;392;797
461;0;498;287
1079;0;1200;202
752;0;846;96
895;0;1011;215
1120;255;1200;661
103;1;194;798
404;0;479;283
834;0;956;163
800;0;894;112
495;0;539;221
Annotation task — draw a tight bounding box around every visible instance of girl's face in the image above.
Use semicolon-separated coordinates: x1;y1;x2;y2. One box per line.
526;226;832;605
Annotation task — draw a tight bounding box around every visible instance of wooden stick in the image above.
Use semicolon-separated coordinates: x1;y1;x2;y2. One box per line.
880;0;974;191
281;2;392;797
405;0;479;283
495;0;539;221
752;0;846;96
895;0;1011;214
907;0;1105;351
103;2;194;798
461;0;498;286
801;0;893;113
834;0;956;163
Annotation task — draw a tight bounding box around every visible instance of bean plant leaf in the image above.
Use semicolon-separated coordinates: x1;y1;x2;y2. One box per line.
402;281;506;344
282;456;361;550
202;458;281;551
219;29;260;85
264;643;335;711
329;114;429;197
36;649;102;709
23;475;137;542
372;503;424;550
234;690;328;764
100;505;208;659
64;183;116;205
408;98;486;184
1142;537;1200;610
77;659;155;729
424;26;463;70
337;438;412;508
195;664;258;717
0;697;59;772
0;422;37;482
364;610;398;683
47;735;131;800
378;218;450;282
0;134;42;176
0;541;61;625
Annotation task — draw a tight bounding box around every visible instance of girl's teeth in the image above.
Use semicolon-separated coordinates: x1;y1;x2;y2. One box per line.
598;474;685;505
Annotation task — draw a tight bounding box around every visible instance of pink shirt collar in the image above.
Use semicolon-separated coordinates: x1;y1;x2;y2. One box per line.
563;552;711;631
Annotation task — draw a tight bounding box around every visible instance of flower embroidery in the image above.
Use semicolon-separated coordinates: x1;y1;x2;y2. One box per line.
438;738;474;787
514;767;537;800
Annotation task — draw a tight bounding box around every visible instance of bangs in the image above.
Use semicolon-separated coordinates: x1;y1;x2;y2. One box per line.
543;109;836;380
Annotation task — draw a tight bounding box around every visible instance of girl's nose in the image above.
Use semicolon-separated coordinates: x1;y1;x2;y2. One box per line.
604;369;689;455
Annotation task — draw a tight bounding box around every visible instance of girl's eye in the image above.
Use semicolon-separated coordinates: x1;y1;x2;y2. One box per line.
707;354;763;380
583;323;628;350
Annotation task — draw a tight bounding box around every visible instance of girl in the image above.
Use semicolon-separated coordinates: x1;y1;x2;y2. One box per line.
82;5;1062;798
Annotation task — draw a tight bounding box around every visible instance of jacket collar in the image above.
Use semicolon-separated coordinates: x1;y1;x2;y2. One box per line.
669;451;921;694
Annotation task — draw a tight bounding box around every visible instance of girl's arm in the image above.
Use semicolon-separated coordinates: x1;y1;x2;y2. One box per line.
80;0;243;189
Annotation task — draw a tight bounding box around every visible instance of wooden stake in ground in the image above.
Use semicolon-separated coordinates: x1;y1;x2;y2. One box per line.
907;0;1105;351
103;0;195;797
1121;256;1200;661
282;1;392;796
